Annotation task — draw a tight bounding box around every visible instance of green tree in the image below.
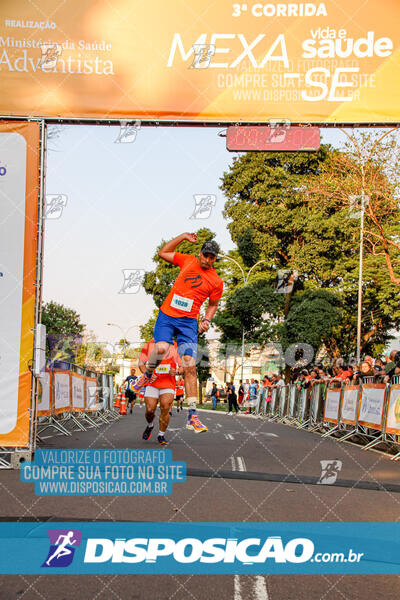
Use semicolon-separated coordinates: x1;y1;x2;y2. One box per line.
279;289;343;354
140;309;158;342
41;300;85;336
41;300;85;363
220;141;400;358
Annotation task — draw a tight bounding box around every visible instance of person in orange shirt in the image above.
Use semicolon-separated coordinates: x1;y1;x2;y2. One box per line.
139;339;182;446
175;376;185;412
132;232;223;433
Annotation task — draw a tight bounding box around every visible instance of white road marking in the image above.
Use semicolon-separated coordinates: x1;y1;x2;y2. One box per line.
224;433;234;440
216;423;222;428
234;575;269;599
230;456;236;471
254;576;269;599
236;456;246;472
230;431;278;438
234;574;242;600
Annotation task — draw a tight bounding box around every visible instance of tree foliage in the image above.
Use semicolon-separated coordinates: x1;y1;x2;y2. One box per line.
41;300;85;364
41;300;85;337
219;136;400;358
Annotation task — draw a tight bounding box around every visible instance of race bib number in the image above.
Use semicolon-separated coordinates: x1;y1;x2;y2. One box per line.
155;364;171;374
170;293;193;313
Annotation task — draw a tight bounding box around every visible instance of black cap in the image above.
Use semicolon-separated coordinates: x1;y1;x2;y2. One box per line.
201;240;219;257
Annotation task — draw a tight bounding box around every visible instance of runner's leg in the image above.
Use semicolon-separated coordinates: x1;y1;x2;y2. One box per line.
158;391;174;445
142;390;158;440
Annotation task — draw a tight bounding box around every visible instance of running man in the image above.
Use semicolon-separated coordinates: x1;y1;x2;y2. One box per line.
45;531;77;566
124;367;137;413
175;376;185;412
139;338;182;445
132;232;223;433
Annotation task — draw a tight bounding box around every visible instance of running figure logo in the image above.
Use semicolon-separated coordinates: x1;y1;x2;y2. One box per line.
184;272;203;288
318;460;342;485
115;120;141;143
42;529;82;567
189;194;216;219
119;269;146;294
45;194;68;219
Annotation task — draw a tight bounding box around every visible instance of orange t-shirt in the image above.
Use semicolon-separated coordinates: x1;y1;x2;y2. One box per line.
176;382;185;396
160;252;223;319
337;370;353;380
139;339;181;390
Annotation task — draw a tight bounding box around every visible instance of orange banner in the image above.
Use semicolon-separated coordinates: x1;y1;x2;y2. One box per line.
0;121;40;446
0;1;400;122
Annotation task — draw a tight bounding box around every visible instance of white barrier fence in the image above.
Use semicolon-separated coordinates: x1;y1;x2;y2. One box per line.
36;365;118;439
253;379;400;460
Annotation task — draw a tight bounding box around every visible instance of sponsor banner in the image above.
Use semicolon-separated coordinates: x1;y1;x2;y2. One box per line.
0;522;399;574
324;388;341;423
53;370;70;415
0;1;400;122
0;121;40;446
71;372;85;411
358;384;386;430
37;369;51;416
20;449;186;496
85;376;97;411
385;384;400;435
340;385;359;425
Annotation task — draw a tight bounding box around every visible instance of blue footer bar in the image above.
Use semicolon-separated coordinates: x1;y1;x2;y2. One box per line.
0;522;399;574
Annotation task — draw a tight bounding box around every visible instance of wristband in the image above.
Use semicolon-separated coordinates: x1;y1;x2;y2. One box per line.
203;318;210;323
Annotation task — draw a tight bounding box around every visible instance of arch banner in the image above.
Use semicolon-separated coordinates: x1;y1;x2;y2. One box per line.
0;1;399;122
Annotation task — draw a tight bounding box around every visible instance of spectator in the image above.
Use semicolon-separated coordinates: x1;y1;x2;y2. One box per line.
211;382;218;411
238;380;244;406
227;384;239;415
384;350;400;382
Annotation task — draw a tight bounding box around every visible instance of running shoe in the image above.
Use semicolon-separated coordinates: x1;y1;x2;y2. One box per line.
142;425;153;441
158;435;168;446
131;373;151;393
186;414;208;433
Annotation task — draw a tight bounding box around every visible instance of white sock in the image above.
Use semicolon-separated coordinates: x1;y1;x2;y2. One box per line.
158;430;165;437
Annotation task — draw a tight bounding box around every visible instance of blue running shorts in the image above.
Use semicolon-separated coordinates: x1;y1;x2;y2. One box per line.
153;310;198;357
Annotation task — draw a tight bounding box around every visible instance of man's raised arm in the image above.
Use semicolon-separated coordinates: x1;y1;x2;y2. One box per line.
158;232;197;264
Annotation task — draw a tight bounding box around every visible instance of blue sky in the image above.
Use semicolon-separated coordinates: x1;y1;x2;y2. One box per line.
43;125;359;346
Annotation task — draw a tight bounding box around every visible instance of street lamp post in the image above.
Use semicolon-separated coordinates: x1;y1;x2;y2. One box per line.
218;256;267;381
356;190;365;364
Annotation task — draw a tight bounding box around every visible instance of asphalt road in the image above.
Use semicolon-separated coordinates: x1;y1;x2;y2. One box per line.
0;407;399;599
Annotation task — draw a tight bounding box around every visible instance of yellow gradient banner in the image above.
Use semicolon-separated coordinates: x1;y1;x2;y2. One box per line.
0;121;40;447
0;0;399;122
